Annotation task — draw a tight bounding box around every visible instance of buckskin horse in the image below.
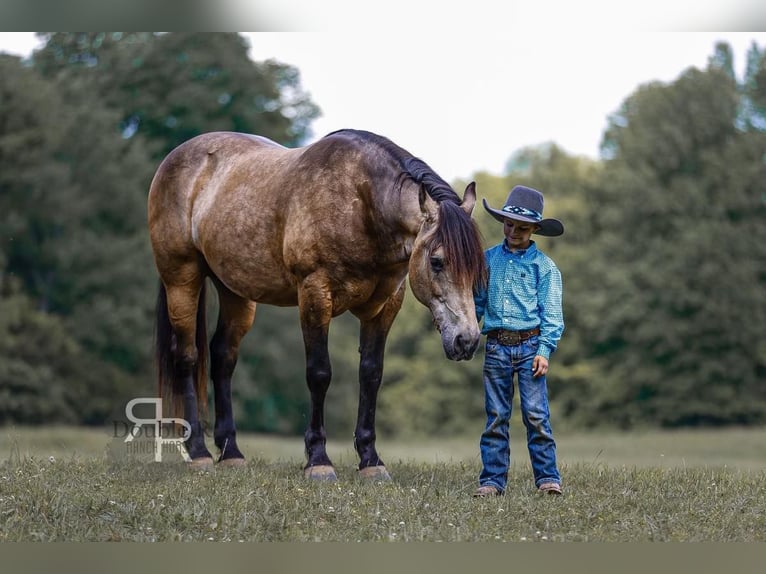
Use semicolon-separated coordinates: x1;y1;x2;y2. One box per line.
148;129;487;480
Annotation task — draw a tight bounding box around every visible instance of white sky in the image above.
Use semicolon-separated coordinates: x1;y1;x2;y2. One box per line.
2;32;765;182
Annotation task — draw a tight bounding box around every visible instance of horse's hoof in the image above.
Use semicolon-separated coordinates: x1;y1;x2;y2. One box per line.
358;465;391;482
218;457;247;468
189;457;215;471
304;465;337;481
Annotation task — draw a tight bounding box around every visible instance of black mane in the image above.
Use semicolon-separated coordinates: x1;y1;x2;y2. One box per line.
323;129;461;205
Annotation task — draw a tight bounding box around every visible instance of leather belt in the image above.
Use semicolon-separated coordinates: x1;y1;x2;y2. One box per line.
487;327;540;346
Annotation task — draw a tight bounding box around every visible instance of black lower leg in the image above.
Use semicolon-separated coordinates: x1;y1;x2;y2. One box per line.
304;352;333;468
212;376;244;461
178;359;212;460
355;354;384;469
353;293;402;470
210;332;244;461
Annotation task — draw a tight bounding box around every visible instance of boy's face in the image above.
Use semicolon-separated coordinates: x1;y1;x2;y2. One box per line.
503;218;539;251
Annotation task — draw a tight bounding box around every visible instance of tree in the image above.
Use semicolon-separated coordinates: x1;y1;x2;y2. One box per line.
737;41;766;130
1;52;157;374
33;33;320;158
0;276;136;425
576;51;766;427
0;53;154;424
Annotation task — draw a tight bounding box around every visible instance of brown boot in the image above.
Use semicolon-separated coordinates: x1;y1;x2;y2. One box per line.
473;485;502;497
538;482;562;495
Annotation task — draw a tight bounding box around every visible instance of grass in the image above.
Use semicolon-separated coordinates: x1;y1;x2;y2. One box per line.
0;426;764;541
3;424;765;469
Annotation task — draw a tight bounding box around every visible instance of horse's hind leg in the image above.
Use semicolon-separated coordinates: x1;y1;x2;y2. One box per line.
163;273;213;465
210;280;255;466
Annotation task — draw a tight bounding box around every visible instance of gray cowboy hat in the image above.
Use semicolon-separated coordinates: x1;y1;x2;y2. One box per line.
482;185;564;237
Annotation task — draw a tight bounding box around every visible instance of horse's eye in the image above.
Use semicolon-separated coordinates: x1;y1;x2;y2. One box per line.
430;256;444;274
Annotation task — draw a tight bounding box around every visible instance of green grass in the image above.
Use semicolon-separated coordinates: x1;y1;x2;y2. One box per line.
0;426;764;541
3;424;765;469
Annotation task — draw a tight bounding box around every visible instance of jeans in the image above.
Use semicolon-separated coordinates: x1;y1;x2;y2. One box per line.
479;336;560;492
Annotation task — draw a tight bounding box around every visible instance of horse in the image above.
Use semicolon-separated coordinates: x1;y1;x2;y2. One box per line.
148;129;487;480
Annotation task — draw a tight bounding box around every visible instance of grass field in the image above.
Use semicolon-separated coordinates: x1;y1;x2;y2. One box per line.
3;424;765;470
1;425;764;541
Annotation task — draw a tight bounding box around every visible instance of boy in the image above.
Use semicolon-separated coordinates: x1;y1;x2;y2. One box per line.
473;185;564;497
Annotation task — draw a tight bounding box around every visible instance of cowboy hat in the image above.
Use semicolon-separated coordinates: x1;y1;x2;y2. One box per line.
482;185;564;237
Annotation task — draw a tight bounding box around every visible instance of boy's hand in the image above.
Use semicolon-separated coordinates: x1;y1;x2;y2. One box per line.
533;355;548;378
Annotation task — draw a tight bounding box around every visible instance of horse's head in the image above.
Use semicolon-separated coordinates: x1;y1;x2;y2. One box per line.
408;182;486;361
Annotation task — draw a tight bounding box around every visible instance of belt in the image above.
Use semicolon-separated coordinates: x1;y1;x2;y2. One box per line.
487;327;540;346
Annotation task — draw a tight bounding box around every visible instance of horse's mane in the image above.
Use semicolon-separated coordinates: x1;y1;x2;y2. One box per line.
324;129;459;203
323;129;487;289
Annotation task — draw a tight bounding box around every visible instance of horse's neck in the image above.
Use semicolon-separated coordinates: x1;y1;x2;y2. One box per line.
375;180;433;262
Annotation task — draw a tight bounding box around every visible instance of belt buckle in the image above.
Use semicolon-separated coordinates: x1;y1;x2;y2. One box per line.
498;330;521;345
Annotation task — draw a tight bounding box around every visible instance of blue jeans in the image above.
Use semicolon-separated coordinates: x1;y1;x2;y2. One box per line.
479;336;560;492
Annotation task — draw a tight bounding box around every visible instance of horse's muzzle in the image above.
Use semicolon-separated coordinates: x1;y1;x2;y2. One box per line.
445;331;480;361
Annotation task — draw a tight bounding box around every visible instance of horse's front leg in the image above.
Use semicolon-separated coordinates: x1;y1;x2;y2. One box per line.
298;276;336;481
354;286;405;481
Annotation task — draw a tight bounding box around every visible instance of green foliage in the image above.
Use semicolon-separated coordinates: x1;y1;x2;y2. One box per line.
570;57;766;428
0;283;79;424
0;279;136;425
34;33;320;158
1;51;156;379
738;41;766;129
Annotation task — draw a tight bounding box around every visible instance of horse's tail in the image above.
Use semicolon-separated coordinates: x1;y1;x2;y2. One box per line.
155;280;208;420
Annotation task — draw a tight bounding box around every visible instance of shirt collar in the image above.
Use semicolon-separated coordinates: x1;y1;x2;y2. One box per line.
502;239;537;256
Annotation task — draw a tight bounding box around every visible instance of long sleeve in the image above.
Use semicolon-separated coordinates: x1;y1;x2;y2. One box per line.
536;264;564;359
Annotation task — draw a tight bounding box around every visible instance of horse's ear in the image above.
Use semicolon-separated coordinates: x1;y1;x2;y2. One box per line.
461;182;477;215
419;186;427;212
418;186;434;217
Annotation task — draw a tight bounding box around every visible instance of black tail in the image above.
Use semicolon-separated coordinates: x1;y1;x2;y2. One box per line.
155;281;208;419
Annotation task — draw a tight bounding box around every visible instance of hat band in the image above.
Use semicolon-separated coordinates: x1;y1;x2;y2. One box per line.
502;205;542;221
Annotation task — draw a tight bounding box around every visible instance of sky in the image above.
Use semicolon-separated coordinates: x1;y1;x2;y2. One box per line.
2;31;766;182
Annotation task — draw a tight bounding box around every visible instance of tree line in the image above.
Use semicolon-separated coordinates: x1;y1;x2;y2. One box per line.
1;34;764;436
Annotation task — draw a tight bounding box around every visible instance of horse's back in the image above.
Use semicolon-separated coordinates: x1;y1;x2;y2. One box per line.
148;131;284;224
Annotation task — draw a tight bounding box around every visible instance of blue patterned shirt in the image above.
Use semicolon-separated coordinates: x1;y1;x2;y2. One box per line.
474;240;564;359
